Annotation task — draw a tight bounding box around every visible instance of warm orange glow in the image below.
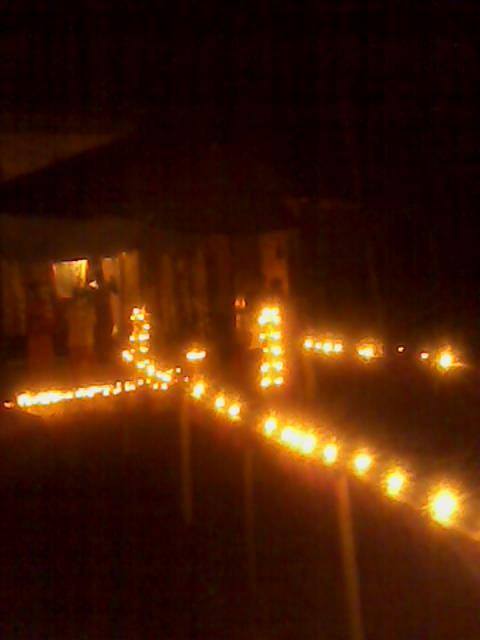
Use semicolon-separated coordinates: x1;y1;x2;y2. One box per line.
228;403;241;420
322;442;339;465
122;350;134;363
356;341;381;361
429;487;460;525
353;450;373;475
191;381;206;399
258;304;285;389
384;469;407;499
214;394;226;410
186;348;207;363
234;296;247;310
306;336;344;356
280;426;317;456
303;337;314;350
263;416;278;436
397;345;406;354
420;351;430;361
435;347;459;372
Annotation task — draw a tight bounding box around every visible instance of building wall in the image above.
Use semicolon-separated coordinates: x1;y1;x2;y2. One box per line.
258;229;291;296
149;229;296;347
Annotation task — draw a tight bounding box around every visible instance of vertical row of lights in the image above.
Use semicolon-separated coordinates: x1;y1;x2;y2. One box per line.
258;306;285;389
123;306;174;390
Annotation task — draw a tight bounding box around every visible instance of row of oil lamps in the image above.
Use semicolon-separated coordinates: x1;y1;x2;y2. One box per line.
5;305;471;536
303;336;461;371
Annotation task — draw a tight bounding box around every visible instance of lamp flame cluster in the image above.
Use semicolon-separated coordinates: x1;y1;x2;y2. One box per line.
258;306;285;389
260;414;463;528
303;333;462;371
189;378;242;422
7;303;472;537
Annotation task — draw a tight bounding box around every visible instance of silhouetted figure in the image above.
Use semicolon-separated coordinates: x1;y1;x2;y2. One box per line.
89;261;117;363
66;287;95;375
25;280;54;373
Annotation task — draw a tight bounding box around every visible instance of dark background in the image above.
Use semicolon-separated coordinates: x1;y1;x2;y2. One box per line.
2;1;478;347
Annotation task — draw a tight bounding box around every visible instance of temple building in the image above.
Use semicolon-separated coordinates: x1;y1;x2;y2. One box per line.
0;134;301;365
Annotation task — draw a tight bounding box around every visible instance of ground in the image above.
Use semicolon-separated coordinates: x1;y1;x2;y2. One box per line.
1;359;480;639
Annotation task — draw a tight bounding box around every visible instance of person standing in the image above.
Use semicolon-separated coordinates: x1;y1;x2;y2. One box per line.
25;279;54;373
66;287;95;375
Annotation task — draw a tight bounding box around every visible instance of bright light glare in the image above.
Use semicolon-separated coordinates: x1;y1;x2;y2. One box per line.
280;427;317;455
304;338;313;350
429;488;460;525
191;381;206;399
385;469;407;498
228;403;241;419
264;416;278;436
353;451;373;475
322;443;338;465
357;345;375;361
214;395;226;410
186;348;206;362
436;349;455;371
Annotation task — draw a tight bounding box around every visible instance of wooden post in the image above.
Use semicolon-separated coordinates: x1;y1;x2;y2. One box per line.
336;473;364;640
243;445;257;596
301;355;317;404
180;395;193;526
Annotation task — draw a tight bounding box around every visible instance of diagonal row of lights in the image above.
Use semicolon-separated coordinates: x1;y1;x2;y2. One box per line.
303;335;461;371
260;414;463;529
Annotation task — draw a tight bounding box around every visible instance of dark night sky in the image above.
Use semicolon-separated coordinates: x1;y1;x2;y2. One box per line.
1;0;479;341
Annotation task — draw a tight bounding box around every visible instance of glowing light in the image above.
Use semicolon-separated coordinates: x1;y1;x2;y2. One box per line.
228;403;241;419
186;348;207;363
353;451;373;476
397;345;406;354
214;395;226;410
429;488;460;526
234;296;247;310
322;443;339;465
356;341;382;362
15;383;125;408
420;351;430;361
280;427;317;456
385;469;407;499
258;303;285;390
323;341;333;354
306;337;343;356
146;364;156;377
191;381;206;399
436;348;458;372
263;416;278;436
122;350;134;363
